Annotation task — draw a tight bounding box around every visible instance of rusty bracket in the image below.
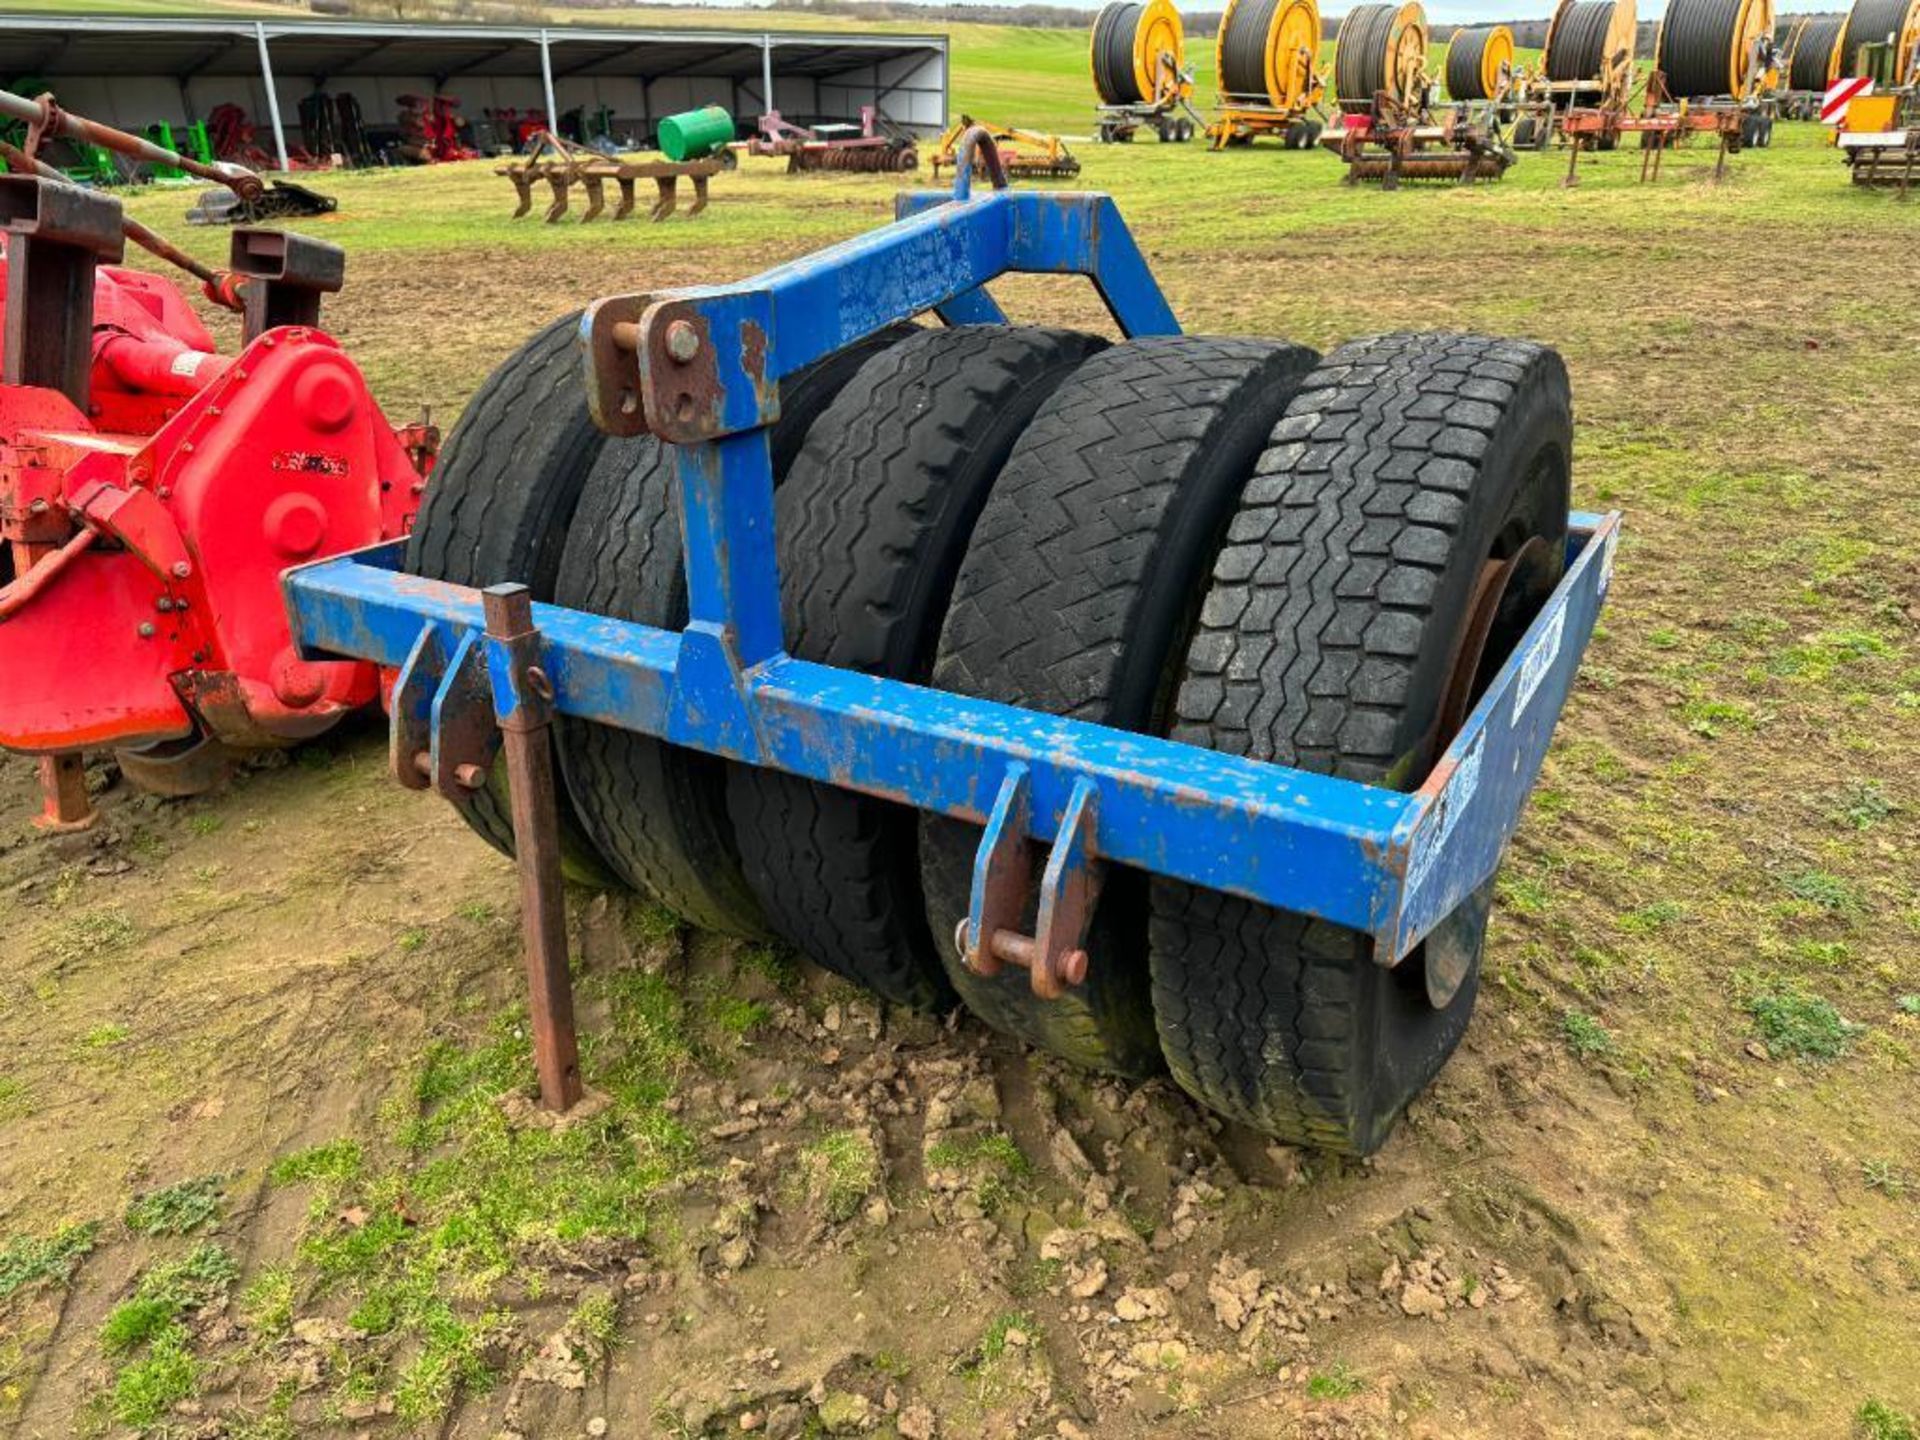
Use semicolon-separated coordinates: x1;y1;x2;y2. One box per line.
389;624;499;804
229;228;346;342
958;766;1103;1001
582;289;777;445
0;175;125;406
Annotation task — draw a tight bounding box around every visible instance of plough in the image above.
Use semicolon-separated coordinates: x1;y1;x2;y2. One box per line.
499;130;723;223
288;129;1620;1156
0;92;428;828
931;116;1080;180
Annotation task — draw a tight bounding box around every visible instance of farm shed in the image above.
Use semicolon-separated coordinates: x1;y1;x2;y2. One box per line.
0;12;949;170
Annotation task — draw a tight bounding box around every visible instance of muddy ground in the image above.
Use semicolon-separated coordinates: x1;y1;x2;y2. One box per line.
1;125;1916;1440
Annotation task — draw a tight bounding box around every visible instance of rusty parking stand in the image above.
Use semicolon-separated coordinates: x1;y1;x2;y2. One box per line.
484;584;584;1113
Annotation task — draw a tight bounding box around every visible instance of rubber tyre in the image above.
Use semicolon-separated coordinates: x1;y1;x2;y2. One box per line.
404;309;613;883
725;326;1106;1009
553;325;919;937
921;338;1320;1076
1511;117;1536;147
1148;333;1572;1154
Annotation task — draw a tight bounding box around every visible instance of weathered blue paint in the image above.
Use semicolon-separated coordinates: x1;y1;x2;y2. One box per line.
283;180;1619;966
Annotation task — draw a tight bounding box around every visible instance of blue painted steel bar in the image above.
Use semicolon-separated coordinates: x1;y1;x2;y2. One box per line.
284;513;1618;959
1386;511;1620;958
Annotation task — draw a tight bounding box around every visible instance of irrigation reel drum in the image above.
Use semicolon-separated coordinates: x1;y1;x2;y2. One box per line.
1206;0;1329;147
285;130;1624;1154
1092;0;1205;142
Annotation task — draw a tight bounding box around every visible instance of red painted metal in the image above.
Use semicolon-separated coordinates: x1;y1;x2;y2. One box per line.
0;244;422;775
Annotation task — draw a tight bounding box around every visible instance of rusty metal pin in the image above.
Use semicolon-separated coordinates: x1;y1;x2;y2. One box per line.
453;763;487;790
664;319;701;363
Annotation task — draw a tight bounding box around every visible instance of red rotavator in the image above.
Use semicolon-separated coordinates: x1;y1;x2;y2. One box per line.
0;180;432;828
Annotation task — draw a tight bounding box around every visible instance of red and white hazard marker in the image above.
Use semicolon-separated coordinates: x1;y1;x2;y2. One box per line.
1822;76;1873;125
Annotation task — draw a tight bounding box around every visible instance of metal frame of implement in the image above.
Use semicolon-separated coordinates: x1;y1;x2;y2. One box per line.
283;150;1621;1103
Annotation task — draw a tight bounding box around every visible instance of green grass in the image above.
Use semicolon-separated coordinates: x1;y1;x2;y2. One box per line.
0;1222;98;1302
795;1129;883;1224
124;1176;224;1237
1742;978;1863;1061
1858;1399;1918;1440
1561;1009;1616;1060
100;1243;241;1425
1307;1363;1365;1399
252;966;713;1421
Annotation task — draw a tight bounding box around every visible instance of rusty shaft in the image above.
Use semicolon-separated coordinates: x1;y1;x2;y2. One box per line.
0;141;230;298
0;87;262;199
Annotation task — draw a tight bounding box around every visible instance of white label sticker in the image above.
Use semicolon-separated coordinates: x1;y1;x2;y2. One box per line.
1511;604;1565;726
169;350;207;379
1407;736;1482;900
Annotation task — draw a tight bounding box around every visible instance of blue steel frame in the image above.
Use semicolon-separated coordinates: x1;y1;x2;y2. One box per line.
283;175;1622;968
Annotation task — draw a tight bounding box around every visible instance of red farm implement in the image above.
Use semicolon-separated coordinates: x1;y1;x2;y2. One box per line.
0;90;430;829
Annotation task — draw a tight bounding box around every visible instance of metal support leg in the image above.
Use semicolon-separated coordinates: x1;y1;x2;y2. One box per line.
35;755;91;831
484;584;583;1113
2;177;123;834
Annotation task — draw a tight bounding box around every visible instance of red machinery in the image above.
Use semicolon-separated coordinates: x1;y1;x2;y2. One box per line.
736;106;919;172
397;94;479;164
0;116;430;829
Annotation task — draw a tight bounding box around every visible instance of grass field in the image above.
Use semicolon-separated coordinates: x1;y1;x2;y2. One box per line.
2;17;1919;1440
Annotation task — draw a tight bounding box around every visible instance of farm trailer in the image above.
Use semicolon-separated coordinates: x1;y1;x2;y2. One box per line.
284;132;1621;1155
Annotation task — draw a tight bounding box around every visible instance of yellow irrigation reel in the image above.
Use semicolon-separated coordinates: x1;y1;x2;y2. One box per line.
1092;0;1203;141
1504;0;1637;147
1207;0;1328;147
1445;23;1519;103
1839;0;1920;81
1654;0;1778;99
1333;0;1432;115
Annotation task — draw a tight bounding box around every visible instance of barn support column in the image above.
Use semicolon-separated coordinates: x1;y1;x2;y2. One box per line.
762;36;776;116
539;30;559;128
254;22;290;172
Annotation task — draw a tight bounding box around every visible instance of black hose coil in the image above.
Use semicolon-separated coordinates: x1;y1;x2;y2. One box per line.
1446;25;1499;97
1658;0;1751;97
1840;0;1915;74
1094;2;1147;104
1221;0;1287;98
1789;12;1846;87
1546;0;1621;80
1335;3;1398;105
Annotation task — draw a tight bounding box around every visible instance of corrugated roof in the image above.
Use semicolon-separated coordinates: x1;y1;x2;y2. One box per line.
0;13;946;82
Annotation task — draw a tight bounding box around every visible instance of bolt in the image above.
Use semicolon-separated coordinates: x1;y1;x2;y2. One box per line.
454;763;487;790
171;561;191;579
664;319;701;363
27;498;47;514
157;487;172;500
156;597;173;612
137;622;156;638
